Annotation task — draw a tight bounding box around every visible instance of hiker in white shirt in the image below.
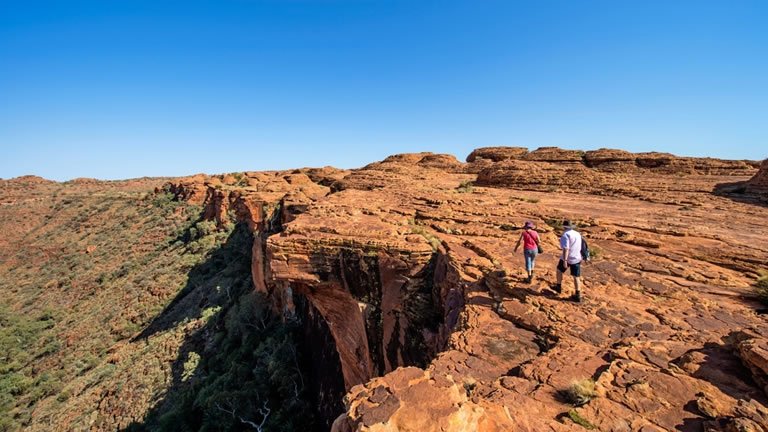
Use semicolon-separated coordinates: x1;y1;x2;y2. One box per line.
552;220;583;302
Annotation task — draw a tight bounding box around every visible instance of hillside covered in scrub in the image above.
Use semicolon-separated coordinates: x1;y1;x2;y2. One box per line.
0;177;312;431
1;147;768;431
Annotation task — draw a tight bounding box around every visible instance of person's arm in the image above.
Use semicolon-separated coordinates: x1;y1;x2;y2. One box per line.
514;233;523;252
560;234;569;266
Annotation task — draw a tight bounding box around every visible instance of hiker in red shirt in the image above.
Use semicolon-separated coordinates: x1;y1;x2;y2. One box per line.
514;221;542;283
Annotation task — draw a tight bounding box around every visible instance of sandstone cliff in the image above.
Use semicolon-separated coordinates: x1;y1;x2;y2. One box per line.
161;147;768;431
746;159;768;197
3;147;767;431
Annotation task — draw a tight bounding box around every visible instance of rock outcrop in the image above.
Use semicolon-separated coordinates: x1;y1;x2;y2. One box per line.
467;146;529;162
521;146;585;164
714;158;768;203
746;159;768;196
467;146;756;178
475;159;611;193
161;147;766;431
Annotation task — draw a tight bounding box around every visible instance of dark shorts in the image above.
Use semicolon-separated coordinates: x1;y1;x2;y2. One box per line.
557;259;581;277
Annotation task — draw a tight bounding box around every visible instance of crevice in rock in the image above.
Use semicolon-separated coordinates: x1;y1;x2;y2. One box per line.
277;248;460;429
294;294;347;432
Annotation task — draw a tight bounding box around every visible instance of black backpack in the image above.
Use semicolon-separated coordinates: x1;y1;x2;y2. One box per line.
580;237;590;262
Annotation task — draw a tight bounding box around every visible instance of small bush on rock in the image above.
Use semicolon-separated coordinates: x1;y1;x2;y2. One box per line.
755;270;768;304
457;181;473;193
568;409;596;429
564;378;597;406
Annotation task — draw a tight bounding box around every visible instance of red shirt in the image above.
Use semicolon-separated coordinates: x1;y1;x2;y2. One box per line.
522;230;539;250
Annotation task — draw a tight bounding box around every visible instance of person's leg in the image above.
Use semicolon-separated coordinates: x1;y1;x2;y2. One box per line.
570;263;582;301
530;250;537;281
524;251;533;282
554;259;565;293
524;251;531;274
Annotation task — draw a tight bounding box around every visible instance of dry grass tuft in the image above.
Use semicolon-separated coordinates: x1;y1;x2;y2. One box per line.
755;270;768;304
564;378;597;406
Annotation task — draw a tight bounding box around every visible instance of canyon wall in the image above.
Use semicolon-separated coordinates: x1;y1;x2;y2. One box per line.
165;147;768;431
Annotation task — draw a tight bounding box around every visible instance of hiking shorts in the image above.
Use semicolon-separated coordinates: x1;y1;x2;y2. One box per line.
557;259;581;277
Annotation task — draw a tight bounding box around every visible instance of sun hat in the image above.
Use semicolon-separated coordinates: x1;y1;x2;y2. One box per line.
523;221;535;229
563;220;574;229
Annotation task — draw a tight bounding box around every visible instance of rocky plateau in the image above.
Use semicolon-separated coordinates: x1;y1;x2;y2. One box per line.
161;147;768;431
2;147;768;431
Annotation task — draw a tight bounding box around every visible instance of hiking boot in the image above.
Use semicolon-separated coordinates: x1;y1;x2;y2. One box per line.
569;292;582;303
551;283;562;293
523;276;532;284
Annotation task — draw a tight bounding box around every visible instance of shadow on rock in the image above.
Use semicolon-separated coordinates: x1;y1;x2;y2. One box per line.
713;181;768;208
672;339;767;406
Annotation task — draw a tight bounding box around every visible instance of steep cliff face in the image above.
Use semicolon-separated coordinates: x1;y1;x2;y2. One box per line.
264;188;455;427
161;148;767;431
166;167;466;429
324;153;768;431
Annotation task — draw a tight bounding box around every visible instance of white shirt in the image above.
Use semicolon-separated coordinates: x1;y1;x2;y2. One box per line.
560;229;583;265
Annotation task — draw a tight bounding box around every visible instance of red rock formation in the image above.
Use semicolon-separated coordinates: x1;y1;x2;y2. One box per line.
325;167;768;430
416;154;464;172
474;159;643;197
165;174;209;204
746;159;768;196
737;335;768;396
159;149;766;431
466;146;528;162
521;146;584;164
583;148;637;172
634;152;755;175
337;153;474;191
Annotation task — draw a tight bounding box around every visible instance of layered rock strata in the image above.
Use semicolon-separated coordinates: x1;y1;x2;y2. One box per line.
746;159;768;196
165;147;767;431
468;146;757;176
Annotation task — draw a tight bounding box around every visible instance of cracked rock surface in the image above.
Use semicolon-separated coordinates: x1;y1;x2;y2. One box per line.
174;148;768;431
6;147;765;431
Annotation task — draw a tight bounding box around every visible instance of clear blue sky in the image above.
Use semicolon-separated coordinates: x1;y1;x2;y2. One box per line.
1;0;766;181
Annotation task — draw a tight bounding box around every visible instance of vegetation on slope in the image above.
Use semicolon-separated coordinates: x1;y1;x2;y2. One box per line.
0;181;313;431
127;222;314;431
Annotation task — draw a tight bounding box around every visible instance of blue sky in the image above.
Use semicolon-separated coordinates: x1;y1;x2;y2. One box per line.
1;0;766;180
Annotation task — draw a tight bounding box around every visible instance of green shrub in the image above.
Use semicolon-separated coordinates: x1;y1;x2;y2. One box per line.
136;294;315;431
545;218;564;230
755;270;768;304
194;220;218;239
568;409;596;429
456;181;474;193
0;372;31;396
232;172;249;187
410;226;441;251
589;245;603;260
152;192;175;209
181;352;200;382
